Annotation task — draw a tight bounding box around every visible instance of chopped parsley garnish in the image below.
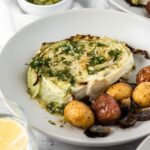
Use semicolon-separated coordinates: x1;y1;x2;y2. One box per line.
56;41;84;57
97;42;107;47
30;58;51;69
48;69;54;77
30;39;120;86
48;120;56;125
59;45;72;55
62;60;71;65
74;46;84;55
30;58;52;75
89;42;107;47
46;102;65;115
108;49;122;61
87;68;96;75
69;40;78;47
89;56;106;66
89;42;95;46
87;51;95;56
30;58;75;84
55;68;75;84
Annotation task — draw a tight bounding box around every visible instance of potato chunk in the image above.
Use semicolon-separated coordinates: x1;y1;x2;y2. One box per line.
136;65;150;84
64;100;94;129
91;94;121;125
106;82;133;101
132;82;150;108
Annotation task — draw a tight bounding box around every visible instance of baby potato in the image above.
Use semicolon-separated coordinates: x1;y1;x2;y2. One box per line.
91;94;121;125
64;100;94;129
136;65;150;84
132;82;150;108
106;82;133;101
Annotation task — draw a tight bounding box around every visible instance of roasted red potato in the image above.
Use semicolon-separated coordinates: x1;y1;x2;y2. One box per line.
91;94;121;125
136;65;150;84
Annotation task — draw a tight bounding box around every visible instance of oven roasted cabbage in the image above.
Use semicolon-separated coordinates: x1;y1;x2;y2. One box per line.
27;35;134;114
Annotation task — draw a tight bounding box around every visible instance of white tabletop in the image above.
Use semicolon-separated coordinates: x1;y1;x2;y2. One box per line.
0;0;147;149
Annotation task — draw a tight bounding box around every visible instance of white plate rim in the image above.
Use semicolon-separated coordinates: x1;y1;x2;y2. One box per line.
137;135;150;150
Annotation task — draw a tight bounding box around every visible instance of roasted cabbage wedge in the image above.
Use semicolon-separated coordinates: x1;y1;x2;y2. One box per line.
27;35;134;114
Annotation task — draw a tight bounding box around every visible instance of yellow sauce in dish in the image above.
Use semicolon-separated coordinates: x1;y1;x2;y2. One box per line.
0;118;28;150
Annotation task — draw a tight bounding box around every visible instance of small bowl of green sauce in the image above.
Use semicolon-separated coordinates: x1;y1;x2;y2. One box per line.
27;0;62;5
17;0;72;16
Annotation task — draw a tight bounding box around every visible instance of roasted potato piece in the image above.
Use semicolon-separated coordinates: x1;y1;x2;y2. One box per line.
136;65;150;84
91;94;121;125
64;100;94;129
132;82;150;108
106;82;133;101
146;1;150;15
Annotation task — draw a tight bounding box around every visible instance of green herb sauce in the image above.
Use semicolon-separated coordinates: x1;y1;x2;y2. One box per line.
55;41;84;58
30;57;75;85
46;102;65;114
48;120;56;125
97;42;107;47
27;0;61;5
108;49;122;61
89;56;106;66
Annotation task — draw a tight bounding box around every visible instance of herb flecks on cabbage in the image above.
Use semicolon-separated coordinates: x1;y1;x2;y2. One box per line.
27;35;134;115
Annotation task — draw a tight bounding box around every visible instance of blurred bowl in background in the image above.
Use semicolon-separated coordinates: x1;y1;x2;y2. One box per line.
0;99;38;150
17;0;73;16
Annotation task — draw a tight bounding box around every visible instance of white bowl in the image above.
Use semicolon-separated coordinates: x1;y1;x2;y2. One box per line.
17;0;73;16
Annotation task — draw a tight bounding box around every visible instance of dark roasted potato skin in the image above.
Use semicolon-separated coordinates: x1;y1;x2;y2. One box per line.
91;94;121;125
136;65;150;84
146;1;150;15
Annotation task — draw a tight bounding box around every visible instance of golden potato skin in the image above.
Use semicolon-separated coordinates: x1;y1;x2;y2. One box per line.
106;82;133;101
64;100;94;129
132;82;150;108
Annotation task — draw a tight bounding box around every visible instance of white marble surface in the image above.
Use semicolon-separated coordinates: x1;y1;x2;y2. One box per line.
0;0;148;149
